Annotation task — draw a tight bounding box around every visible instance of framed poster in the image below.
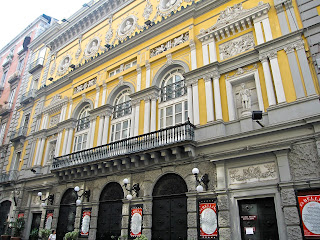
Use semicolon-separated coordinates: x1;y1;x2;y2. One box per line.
17;213;24;218
44;210;54;230
298;195;320;238
198;199;218;239
128;204;143;239
80;208;91;237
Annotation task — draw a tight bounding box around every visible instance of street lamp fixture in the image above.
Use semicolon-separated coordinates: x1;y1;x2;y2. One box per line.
74;186;91;206
123;178;140;200
38;192;54;207
192;168;209;192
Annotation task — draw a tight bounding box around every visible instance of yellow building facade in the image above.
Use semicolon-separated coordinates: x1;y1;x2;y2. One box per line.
1;0;320;239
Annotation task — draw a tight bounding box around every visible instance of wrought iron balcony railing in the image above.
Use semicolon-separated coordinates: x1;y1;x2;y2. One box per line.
21;89;37;104
76;116;90;132
113;100;132;119
29;57;44;74
161;80;186;102
10;127;27;141
53;121;195;169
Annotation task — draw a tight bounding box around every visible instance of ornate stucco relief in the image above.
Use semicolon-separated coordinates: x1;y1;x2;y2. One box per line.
143;0;153;20
115;15;142;42
49;114;60;128
74;78;97;95
83;36;103;59
219;32;255;60
56;54;72;76
75;35;82;60
157;0;182;17
229;163;277;184
150;32;189;58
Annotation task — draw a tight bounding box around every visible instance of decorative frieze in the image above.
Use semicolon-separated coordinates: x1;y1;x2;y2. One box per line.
143;0;153;20
49;114;61;128
150;32;189;58
219;32;255;60
225;64;258;80
42;95;69;116
229;163;277;184
74;78;97;95
57;55;72;76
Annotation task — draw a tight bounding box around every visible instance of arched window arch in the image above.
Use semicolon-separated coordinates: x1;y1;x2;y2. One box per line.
74;105;90;151
110;89;132;142
159;68;187;129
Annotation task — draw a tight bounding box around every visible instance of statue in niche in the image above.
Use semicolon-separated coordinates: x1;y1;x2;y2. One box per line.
88;39;99;54
239;83;251;110
59;57;70;73
122;20;133;33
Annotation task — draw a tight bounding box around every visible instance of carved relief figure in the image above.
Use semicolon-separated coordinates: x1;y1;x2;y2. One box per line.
239;83;251;110
57;55;72;76
122;20;133;33
88;40;98;54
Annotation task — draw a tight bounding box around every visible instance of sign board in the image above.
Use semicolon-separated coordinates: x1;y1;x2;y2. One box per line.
80;208;91;236
129;205;143;239
45;210;54;230
298;195;320;238
199;200;218;239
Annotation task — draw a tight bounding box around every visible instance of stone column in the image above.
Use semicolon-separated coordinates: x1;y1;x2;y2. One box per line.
204;74;214;122
192;80;200;125
284;45;305;98
102;105;112;145
144;98;151;134
187;84;194;124
65;128;74;154
130;105;136;137
41;114;49;130
213;74;223;120
95;86;100;108
145;61;151;88
202;43;209;66
285;1;298;32
134;101;140;136
34;138;41;165
189;40;197;70
88;117;96;148
295;40;316;95
209;40;217;63
97;115;105;146
262;17;273;41
67;100;73;119
55;132;62;156
225;80;236;121
186;192;197;239
101;83;107;105
260;54;277;106
61;129;69;155
275;3;290;35
280;188;303;240
254;21;265;45
150;98;157;132
35;138;45;165
269;51;286;103
217;194;232;240
88;203;99;240
43;140;50;165
121;201;130;237
142;197;152;239
137;66;142;91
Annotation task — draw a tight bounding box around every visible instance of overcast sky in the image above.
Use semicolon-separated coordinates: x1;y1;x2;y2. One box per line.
0;0;90;50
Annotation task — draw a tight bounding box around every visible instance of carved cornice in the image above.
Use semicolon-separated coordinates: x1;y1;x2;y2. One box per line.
130;86;160;103
89;104;113;118
42;96;69;115
57;118;77;131
197;2;270;43
30;0;134;52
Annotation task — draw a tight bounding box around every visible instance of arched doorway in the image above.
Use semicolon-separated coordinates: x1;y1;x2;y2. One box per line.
96;182;124;240
152;173;188;240
0;201;11;235
56;189;77;240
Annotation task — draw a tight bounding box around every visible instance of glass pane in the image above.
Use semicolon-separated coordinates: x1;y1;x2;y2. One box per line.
123;120;128;129
175;75;181;82
166;106;173;116
176;113;182;124
115;131;120;140
111;125;115;142
166;116;173;126
175;103;182;113
116;123;121;131
122;129;128;139
132;60;137;66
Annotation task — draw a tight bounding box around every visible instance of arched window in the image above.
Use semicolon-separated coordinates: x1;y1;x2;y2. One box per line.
74;105;90;151
110;89;132;142
159;68;187;129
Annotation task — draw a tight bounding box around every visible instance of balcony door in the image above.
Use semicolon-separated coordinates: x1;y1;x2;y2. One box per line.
152;174;188;240
56;189;77;240
96;182;124;240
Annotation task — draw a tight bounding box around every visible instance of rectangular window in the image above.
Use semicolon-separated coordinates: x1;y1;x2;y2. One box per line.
17;58;24;71
0;71;8;86
8;88;16;108
0;123;7;144
159;101;188;128
74;133;88;152
110;119;131;142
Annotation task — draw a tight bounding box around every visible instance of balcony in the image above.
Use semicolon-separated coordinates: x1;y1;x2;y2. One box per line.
10;127;27;142
0;171;18;184
20;89;37;105
28;57;44;74
0;102;12;116
8;71;21;84
52;121;196;179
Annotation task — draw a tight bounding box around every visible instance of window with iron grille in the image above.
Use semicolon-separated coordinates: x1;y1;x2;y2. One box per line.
73;106;90;152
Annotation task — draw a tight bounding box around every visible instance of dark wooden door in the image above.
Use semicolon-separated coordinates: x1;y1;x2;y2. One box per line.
0;201;11;235
152;174;188;240
152;196;187;240
30;213;42;233
56;189;77;240
96;182;124;240
239;197;279;240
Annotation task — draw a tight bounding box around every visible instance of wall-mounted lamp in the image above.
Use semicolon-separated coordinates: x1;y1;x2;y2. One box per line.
123;178;140;200
83;3;91;8
252;111;264;127
48;77;53;81
69;64;76;70
74;186;90;206
192;168;209;192
38;192;54;207
61;19;70;23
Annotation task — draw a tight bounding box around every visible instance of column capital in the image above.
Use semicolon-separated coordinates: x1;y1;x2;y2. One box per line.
259;53;268;62
274;4;284;14
95;85;100;92
284;44;295;54
145;60;150;71
102;82;107;89
189;39;196;51
294;40;305;51
267;50;278;60
136;65;142;74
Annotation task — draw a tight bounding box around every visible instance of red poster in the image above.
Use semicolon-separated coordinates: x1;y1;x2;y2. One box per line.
80;210;91;236
45;212;53;230
17;213;24;218
130;207;142;237
298;195;320;237
199;203;218;237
